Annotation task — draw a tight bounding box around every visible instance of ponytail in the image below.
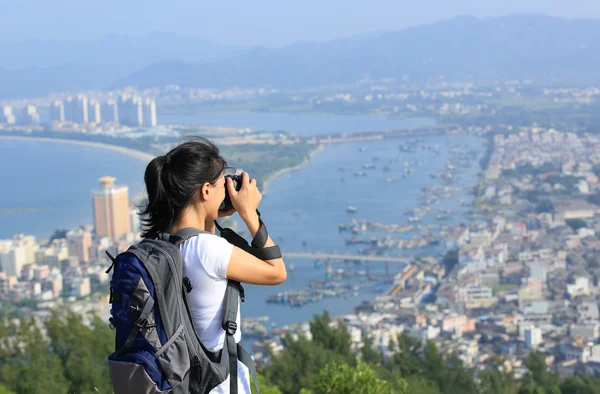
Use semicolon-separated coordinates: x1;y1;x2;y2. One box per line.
141;156;173;238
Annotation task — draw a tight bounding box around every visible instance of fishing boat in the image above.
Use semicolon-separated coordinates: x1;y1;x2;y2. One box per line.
347;206;358;213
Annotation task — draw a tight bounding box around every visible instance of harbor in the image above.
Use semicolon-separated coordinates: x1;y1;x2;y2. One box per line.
232;133;485;329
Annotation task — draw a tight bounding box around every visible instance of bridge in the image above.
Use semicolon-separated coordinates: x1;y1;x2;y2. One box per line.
282;252;411;264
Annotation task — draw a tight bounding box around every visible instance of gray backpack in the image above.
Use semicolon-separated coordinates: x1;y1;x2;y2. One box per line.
107;227;260;394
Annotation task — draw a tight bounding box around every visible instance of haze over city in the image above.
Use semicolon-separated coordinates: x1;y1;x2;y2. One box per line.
1;0;600;46
3;2;600;394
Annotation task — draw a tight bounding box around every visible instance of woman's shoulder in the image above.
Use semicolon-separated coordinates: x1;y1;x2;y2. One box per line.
182;232;229;250
182;233;233;279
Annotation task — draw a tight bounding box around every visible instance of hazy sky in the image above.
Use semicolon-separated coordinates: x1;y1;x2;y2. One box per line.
2;0;600;47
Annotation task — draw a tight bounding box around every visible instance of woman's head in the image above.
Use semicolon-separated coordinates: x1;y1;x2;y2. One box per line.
141;137;227;238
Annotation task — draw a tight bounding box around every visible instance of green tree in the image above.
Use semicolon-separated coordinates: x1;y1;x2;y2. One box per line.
560;375;600;394
45;311;114;394
405;376;440;394
309;311;354;365
518;352;560;394
1;318;69;394
422;340;445;386
360;332;381;365
440;353;477;394
266;332;349;394
313;361;406;394
387;333;424;377
252;373;282;394
478;368;517;394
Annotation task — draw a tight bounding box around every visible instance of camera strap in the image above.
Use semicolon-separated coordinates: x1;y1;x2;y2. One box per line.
215;210;282;260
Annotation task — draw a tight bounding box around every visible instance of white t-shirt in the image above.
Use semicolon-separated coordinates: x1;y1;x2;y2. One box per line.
180;233;251;394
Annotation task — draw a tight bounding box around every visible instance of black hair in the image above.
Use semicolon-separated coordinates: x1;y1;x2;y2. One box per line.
141;136;227;238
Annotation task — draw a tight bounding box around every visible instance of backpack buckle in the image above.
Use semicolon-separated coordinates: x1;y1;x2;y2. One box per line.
183;277;193;293
239;284;245;303
224;321;237;335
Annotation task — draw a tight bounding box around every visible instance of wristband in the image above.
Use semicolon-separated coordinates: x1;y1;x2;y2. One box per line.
251;219;269;248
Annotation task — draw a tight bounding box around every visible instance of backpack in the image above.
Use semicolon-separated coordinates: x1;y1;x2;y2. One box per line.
105;227;261;394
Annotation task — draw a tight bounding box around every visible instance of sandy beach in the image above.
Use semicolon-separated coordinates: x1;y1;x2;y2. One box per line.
1;135;324;198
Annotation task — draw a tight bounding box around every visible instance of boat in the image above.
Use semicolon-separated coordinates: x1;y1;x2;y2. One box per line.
354;171;366;177
408;216;422;222
358;147;367;153
347;206;358;213
362;163;375;169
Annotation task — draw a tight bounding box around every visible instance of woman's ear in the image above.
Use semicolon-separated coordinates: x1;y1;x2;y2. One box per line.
197;183;210;202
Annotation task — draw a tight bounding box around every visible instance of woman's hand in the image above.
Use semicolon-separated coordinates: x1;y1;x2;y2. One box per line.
226;172;262;219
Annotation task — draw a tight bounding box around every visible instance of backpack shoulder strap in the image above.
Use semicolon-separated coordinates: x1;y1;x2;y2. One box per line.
222;280;246;394
160;227;212;247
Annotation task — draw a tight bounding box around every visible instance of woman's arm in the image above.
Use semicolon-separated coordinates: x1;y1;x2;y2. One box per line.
225;210;286;285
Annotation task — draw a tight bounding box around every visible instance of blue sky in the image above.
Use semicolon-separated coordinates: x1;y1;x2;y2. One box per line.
1;0;599;46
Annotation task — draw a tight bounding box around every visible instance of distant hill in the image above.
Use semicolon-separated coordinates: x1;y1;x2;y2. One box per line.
4;14;600;98
118;14;600;89
0;32;245;98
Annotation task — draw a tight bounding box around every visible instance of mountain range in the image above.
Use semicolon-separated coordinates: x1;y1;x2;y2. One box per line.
3;14;600;99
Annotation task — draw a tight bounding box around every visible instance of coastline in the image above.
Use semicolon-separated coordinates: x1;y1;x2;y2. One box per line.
0;135;156;163
262;144;325;195
0;134;324;200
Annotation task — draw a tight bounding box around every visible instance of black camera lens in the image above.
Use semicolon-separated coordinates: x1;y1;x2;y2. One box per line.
221;167;242;210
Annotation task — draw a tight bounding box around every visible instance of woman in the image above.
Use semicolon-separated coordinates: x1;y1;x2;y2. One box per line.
141;137;287;393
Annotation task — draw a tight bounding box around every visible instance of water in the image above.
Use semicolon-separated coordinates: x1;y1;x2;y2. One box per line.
160;112;435;136
236;134;484;328
0;139;147;239
0;132;484;337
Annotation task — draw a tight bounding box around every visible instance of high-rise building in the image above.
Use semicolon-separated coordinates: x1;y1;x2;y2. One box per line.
102;99;119;122
92;176;131;239
88;100;101;123
18;105;40;125
65;95;89;123
525;325;543;349
118;95;143;127
142;98;157;127
12;234;38;264
50;101;65;122
0;106;16;124
66;229;92;263
0;245;26;277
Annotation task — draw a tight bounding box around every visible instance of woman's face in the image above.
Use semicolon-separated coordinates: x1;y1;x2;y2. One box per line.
204;173;226;221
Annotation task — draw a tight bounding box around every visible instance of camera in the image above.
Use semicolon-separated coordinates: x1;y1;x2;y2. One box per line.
220;167;242;210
